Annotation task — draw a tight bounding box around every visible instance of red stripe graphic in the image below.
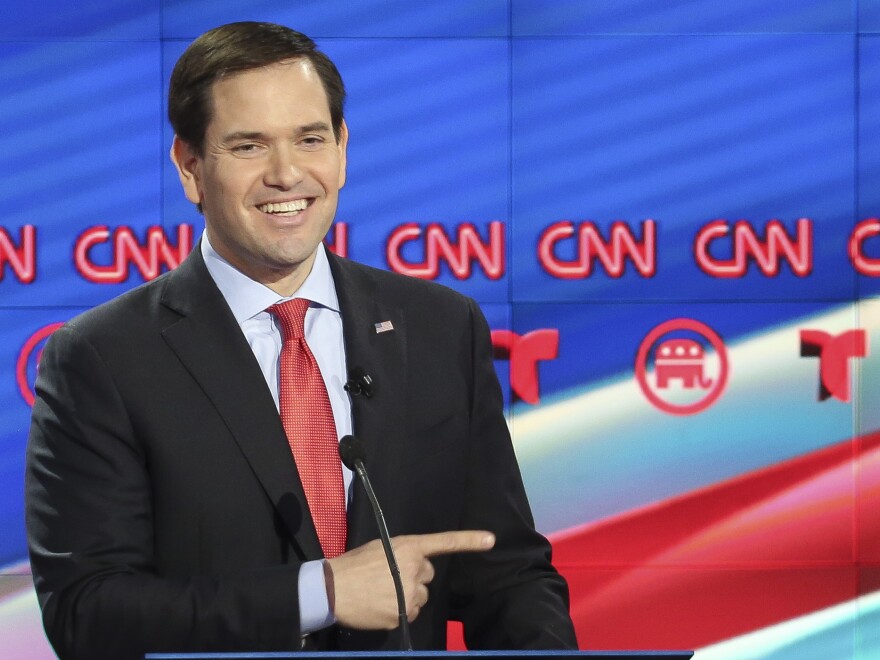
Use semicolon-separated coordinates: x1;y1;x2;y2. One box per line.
451;431;880;650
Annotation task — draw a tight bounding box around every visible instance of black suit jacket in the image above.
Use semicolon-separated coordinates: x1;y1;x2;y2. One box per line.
25;247;576;660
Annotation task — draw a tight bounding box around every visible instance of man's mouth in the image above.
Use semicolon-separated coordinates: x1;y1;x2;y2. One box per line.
257;199;310;215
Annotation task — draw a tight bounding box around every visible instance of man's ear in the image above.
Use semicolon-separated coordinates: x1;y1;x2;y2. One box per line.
337;120;349;189
170;136;203;206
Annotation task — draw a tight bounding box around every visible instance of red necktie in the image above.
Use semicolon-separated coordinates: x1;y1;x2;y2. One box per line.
268;298;347;558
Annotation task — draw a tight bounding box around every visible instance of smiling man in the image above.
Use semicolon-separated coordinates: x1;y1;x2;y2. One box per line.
25;22;576;660
172;58;347;296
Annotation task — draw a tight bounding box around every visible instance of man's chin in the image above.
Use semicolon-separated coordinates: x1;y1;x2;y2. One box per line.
249;248;321;290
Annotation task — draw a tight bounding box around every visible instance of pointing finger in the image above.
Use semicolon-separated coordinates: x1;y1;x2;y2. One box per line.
406;530;495;557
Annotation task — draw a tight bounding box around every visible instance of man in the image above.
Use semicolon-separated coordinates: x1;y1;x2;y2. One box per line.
25;22;576;659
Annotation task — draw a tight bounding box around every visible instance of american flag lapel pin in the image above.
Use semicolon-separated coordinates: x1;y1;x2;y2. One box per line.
374;320;394;334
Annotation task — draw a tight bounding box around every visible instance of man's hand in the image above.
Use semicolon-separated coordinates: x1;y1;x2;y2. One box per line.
326;530;495;629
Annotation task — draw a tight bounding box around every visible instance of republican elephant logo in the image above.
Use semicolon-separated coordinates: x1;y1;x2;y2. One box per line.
654;338;713;389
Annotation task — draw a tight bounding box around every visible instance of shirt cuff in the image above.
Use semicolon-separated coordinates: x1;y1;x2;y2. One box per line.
298;559;336;634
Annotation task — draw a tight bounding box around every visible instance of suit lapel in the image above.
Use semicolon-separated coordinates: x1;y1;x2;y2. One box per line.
158;249;323;560
328;253;408;548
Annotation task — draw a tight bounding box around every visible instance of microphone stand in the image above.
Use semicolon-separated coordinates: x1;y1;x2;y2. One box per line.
339;435;413;651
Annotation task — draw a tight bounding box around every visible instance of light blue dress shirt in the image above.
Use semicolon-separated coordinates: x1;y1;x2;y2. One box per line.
200;233;352;634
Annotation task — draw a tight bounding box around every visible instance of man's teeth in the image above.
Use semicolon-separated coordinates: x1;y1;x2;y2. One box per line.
258;200;308;213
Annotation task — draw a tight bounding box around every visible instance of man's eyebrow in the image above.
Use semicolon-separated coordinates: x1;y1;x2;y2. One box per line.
220;131;267;143
220;123;332;143
297;122;332;134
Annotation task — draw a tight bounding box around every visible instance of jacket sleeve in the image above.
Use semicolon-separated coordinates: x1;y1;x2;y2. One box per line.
450;298;578;649
25;324;303;660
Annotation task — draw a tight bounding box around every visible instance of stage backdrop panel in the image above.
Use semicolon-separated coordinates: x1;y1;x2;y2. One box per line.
510;34;855;303
0;1;878;659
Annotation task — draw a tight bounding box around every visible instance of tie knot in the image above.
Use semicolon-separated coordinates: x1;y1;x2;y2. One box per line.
268;298;311;340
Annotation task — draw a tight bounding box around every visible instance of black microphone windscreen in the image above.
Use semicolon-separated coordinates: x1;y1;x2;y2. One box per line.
338;434;366;470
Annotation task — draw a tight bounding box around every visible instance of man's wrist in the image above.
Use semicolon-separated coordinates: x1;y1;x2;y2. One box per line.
322;559;336;614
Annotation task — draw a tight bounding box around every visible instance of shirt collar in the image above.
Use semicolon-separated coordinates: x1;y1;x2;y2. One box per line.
200;231;340;324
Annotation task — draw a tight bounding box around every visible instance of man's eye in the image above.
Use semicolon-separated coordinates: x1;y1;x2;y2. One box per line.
301;136;324;148
232;143;259;154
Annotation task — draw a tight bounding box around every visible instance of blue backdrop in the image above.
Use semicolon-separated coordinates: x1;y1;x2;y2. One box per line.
1;2;878;658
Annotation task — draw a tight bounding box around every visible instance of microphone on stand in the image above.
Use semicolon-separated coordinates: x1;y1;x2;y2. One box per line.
338;434;412;651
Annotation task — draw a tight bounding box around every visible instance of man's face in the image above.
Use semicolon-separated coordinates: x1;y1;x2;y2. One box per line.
172;59;347;294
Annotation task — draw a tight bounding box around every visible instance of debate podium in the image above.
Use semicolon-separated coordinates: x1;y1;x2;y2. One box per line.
146;651;693;659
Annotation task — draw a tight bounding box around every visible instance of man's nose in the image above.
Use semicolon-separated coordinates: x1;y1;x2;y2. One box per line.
264;146;304;189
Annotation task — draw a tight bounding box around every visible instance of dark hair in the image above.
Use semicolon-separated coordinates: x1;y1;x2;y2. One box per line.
168;21;346;155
